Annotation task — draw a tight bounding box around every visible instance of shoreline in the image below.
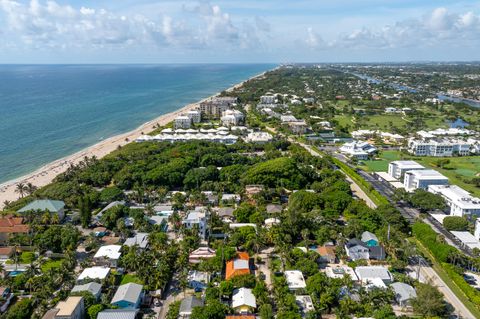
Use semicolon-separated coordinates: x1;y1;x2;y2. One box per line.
0;70;268;209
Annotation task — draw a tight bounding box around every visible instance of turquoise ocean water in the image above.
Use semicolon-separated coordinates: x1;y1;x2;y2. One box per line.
0;64;274;183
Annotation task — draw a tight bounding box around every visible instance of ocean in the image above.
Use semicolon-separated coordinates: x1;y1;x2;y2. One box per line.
0;64;274;184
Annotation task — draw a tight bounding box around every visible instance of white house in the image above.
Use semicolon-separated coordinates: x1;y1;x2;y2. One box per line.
428;185;480;217
123;233;149;249
355;266;393;285
182;211;207;239
284;270;307;291
232;288;256;313
221;110;244;126
111;283;143;309
77;267;110;282
244;132;273;144
404;169;449;192
174;116;192;129
339;141;377;160
94;245;122;267
391;282;417;307
388;161;425;180
186;110;202;123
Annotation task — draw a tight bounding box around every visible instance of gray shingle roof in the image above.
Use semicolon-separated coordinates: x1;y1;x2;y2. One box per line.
179;296;204;314
111;283;143;305
97;309;138;319
391;282;417;302
18;200;65;213
361;231;378;243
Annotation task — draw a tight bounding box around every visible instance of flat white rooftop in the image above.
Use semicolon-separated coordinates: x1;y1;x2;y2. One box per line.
285;270;307;290
451;231;480;250
429;185;480;209
376;172;397;182
78;267;110;281
391;160;425;169
407;169;448;180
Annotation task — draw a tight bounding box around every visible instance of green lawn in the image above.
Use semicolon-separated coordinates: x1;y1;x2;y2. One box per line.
120;274;143;285
415;156;480;197
359;150;403;172
41;259;64;272
6;252;35;265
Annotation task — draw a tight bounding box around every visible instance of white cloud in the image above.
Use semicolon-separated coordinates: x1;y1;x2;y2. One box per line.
307;7;480;50
0;0;270;51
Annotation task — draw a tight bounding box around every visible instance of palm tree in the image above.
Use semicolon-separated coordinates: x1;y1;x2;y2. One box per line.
15;183;26;198
2;200;11;209
25;183;37;196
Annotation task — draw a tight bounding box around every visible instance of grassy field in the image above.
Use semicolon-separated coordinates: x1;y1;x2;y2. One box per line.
41;259;64;272
359;150;480;196
121;274;143;285
359;150;403;172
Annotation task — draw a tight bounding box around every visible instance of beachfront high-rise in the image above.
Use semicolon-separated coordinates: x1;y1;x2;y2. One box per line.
200;97;238;118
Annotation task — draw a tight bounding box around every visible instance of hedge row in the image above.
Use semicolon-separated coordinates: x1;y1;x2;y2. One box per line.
330;156;389;206
443;263;480;307
412;222;457;263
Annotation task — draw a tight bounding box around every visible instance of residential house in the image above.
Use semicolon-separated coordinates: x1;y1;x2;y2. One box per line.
111;283;143;309
0;247;14;260
77;267;110;283
189;247;216;264
404;169;449;192
97;309;138;319
232;288;256;314
391;282;417;307
284;270;307;291
345;239;385;261
226;252;250;280
0;216;29;245
295;295;315;316
42;296;84;319
182;210;207;240
0;287;13;312
264;218;280;228
325;266;359;281
179;296;204;318
221;194;241;205
361;231;379;247
71;282;102;300
266;204;283;214
244;132;273;144
355;266;393;285
317;245;336;264
188;271;208;291
18;199;65;220
94;245;122;267
215;207;235;223
123;233;149;249
288;121;308;135
339;141;377;160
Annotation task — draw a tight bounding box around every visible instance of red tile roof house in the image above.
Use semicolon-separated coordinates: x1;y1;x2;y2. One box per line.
0;216;29;245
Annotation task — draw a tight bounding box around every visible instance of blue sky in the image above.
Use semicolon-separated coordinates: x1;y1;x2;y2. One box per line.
1;0;479;63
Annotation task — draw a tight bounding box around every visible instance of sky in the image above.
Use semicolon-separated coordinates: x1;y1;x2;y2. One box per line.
1;0;480;63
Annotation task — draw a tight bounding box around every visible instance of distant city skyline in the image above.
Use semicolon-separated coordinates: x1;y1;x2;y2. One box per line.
1;0;480;63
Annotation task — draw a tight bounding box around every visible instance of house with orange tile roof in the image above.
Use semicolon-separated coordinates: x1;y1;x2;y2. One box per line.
0;216;29;245
317;245;336;264
225;252;250;280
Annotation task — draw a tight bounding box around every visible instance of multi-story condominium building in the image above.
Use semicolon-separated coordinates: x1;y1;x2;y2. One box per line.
186;110;202;123
404;169;449;192
428;185;480;218
388;161;425;180
200;97;238;118
407;138;472;156
174;116;192;129
221;109;244;126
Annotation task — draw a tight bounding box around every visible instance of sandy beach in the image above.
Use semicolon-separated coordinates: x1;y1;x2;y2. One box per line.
0;71;267;209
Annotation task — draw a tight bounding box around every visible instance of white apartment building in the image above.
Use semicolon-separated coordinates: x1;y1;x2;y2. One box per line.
404;169;449;192
388;161;425;180
408;138;472;157
221;109;244;126
200;97;237;118
174;116;192;129
186;110;202;123
428;185;480;218
260;95;276;104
